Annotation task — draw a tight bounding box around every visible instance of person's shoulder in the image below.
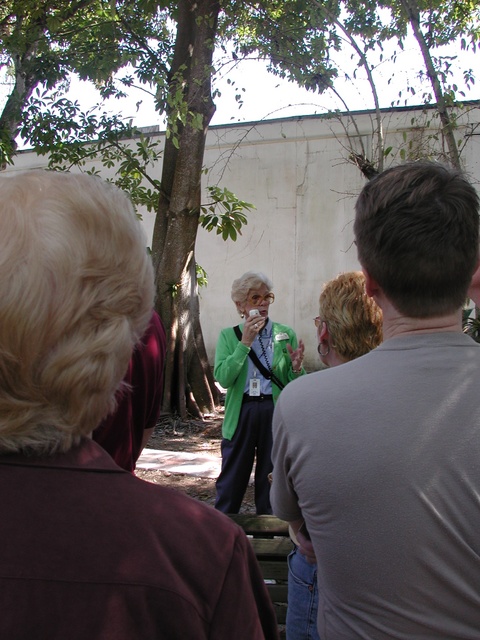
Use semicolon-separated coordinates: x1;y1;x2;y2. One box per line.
278;363;356;406
148;310;166;338
219;324;242;338
132;475;242;539
275;369;319;407
134;310;166;354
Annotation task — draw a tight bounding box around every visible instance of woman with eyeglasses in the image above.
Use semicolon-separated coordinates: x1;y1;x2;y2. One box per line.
285;271;382;640
214;270;305;515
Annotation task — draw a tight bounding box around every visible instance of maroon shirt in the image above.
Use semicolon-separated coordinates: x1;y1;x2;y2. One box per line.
0;439;279;640
93;310;166;471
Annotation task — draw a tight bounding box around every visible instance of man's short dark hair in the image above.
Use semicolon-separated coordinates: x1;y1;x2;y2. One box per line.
354;161;480;318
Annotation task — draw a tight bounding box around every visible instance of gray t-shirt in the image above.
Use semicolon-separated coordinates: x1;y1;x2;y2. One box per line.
272;332;480;639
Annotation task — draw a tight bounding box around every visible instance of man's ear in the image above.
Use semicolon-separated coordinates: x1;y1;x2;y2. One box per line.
467;258;480;307
362;268;381;299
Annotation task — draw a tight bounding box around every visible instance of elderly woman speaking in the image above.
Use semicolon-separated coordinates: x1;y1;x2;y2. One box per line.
214;271;304;514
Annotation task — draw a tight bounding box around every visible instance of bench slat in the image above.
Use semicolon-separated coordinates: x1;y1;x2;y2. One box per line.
228;513;290;639
229;514;289;536
249;537;293;557
272;602;287;625
266;584;288;601
257;560;289;582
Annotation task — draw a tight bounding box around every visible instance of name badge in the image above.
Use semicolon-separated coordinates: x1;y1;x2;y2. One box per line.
249;378;261;396
275;332;289;341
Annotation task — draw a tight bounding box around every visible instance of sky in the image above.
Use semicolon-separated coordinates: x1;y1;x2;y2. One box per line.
60;37;478;132
1;31;477;143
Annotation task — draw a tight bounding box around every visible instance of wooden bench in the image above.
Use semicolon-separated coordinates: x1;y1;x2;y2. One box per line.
229;514;292;638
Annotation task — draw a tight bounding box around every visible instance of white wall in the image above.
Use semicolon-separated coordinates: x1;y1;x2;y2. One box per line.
7;104;480;370
196;105;480;369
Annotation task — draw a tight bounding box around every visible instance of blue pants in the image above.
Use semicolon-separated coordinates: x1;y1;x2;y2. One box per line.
215;397;273;514
286;547;320;640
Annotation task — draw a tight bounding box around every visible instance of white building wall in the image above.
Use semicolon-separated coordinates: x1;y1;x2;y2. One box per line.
7;105;480;370
196;105;480;369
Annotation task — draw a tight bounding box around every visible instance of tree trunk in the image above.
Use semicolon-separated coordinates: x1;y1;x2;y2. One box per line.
401;0;461;169
0;43;40;167
151;0;221;418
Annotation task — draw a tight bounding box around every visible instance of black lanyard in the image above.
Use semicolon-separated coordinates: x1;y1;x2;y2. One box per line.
233;325;285;391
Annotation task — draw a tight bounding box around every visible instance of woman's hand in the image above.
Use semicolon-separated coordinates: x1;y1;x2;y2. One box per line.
287;339;305;373
241;314;266;347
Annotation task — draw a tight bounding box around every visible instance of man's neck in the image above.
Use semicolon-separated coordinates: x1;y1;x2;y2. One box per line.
381;301;462;341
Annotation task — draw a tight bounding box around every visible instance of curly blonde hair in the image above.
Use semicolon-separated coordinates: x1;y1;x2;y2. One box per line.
319;271;382;361
0;170;154;455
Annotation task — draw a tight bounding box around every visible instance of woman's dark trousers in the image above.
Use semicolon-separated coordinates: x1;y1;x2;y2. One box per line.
214;396;274;515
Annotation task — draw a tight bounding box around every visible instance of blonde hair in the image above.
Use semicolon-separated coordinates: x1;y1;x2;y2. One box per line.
0;170;154;454
319;271;382;361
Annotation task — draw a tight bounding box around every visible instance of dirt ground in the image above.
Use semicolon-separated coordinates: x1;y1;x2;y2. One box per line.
135;412;256;513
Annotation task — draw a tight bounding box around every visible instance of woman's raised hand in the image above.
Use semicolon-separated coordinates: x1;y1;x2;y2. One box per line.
287;340;305;373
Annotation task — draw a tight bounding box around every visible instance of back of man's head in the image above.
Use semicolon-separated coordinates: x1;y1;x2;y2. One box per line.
0;170;154;455
354;161;479;318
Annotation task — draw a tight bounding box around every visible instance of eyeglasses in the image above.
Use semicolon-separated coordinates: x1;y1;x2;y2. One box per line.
248;292;275;305
314;316;322;327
